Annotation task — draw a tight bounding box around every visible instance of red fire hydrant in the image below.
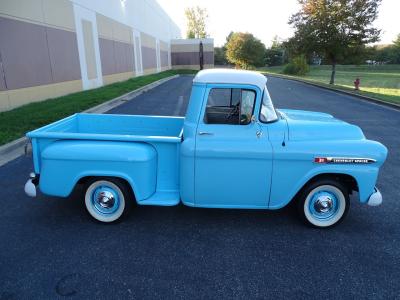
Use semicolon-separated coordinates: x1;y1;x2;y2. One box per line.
354;78;360;90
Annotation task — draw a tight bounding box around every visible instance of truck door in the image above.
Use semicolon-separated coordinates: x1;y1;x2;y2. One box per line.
195;85;273;208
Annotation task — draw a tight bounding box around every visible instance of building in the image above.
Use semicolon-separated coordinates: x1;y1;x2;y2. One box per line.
0;0;214;112
171;38;214;70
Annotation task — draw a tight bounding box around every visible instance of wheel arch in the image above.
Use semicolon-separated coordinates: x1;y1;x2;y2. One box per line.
299;173;358;195
78;175;136;201
288;172;359;207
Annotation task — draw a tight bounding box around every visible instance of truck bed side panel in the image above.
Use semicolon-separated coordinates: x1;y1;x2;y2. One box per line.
39;140;157;200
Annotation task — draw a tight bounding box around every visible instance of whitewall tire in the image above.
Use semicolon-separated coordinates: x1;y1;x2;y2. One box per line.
298;179;350;228
84;178;131;223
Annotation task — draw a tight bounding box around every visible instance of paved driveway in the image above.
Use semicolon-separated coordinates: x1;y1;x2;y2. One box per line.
0;75;399;299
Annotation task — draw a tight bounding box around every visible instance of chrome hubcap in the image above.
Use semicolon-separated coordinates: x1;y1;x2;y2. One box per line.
97;191;115;209
91;185;120;215
314;196;333;213
309;190;339;220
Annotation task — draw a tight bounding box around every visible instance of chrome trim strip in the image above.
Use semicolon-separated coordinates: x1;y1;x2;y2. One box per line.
316;157;376;164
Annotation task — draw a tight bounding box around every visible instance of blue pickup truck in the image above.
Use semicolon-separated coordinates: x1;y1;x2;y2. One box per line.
24;69;387;228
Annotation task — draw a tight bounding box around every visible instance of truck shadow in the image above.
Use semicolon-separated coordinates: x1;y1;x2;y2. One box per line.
37;184;300;229
35;184;363;232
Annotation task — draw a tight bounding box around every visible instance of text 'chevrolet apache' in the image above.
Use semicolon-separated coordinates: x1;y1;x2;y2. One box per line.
24;69;388;228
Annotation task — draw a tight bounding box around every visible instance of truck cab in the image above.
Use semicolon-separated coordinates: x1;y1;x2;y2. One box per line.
25;69;388;228
180;70;279;209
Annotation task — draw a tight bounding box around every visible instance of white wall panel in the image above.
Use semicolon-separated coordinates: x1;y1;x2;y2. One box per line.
73;4;103;89
70;0;181;43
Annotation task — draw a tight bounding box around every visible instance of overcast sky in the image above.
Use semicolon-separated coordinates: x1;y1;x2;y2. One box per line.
157;0;399;47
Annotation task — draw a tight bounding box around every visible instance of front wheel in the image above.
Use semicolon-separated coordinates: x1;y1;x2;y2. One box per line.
298;179;350;228
84;178;132;223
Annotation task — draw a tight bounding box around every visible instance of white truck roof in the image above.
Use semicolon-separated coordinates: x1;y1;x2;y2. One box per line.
193;69;267;90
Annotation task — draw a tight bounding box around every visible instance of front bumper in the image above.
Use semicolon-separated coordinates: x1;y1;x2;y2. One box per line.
24;173;39;197
367;187;382;206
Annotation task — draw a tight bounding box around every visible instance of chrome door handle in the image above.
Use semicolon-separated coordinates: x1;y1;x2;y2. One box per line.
198;131;214;136
256;130;263;138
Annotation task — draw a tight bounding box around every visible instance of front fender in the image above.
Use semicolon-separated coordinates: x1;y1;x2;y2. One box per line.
269;165;380;209
39;140;157;200
268;139;387;209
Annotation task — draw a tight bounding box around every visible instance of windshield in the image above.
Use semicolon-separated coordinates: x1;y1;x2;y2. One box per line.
259;87;278;122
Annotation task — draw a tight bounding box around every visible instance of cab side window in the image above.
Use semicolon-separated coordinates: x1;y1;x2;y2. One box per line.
204;88;256;125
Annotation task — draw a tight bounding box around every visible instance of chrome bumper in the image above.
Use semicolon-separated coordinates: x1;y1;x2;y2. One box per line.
24;173;38;197
367;187;382;206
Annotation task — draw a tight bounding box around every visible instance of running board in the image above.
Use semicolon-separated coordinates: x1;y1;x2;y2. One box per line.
139;191;180;206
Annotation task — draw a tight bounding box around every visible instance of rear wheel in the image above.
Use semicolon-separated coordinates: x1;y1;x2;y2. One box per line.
84;178;132;223
298;179;350;228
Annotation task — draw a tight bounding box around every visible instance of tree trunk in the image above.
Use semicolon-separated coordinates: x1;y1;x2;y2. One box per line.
329;60;336;85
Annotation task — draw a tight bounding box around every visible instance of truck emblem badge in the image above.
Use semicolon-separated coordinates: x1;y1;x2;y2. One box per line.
314;157;376;164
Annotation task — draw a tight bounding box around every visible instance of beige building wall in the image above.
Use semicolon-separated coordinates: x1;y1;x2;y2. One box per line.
96;13;135;85
0;0;179;112
140;32;159;75
171;38;214;70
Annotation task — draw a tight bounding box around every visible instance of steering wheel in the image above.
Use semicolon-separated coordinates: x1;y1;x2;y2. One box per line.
225;104;239;120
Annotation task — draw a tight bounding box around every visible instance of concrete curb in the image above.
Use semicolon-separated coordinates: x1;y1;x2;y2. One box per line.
0;74;180;167
265;73;400;110
0;137;30;167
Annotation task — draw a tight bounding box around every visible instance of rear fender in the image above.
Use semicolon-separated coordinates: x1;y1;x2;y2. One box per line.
39;140;157;200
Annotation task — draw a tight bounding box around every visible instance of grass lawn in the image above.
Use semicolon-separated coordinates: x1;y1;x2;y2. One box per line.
261;64;400;104
0;69;196;146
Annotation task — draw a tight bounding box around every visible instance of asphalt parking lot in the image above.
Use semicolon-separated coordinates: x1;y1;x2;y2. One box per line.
0;75;399;299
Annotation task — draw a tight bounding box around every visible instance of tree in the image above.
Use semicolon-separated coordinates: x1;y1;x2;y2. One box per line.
393;34;400;63
185;7;208;39
265;49;284;66
226;32;266;69
271;35;282;49
288;0;381;84
214;47;228;65
266;36;285;66
394;34;400;48
212;32;237;66
368;43;400;64
225;31;234;45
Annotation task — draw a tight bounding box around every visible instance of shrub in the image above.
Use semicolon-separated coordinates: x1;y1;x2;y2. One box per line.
283;55;309;75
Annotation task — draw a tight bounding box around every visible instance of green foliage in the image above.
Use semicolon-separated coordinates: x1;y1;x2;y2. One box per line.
214;32;235;66
0;70;197;146
226;32;267;69
288;0;382;83
394;34;400;48
185;6;208;39
271;35;282;50
283;55;310;75
187;31;195;39
368;44;400;64
265;49;284;66
225;32;234;45
214;47;228;65
265;36;286;66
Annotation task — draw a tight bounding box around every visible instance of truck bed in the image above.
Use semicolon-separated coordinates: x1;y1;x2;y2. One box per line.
27;114;185;198
27;113;184;143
